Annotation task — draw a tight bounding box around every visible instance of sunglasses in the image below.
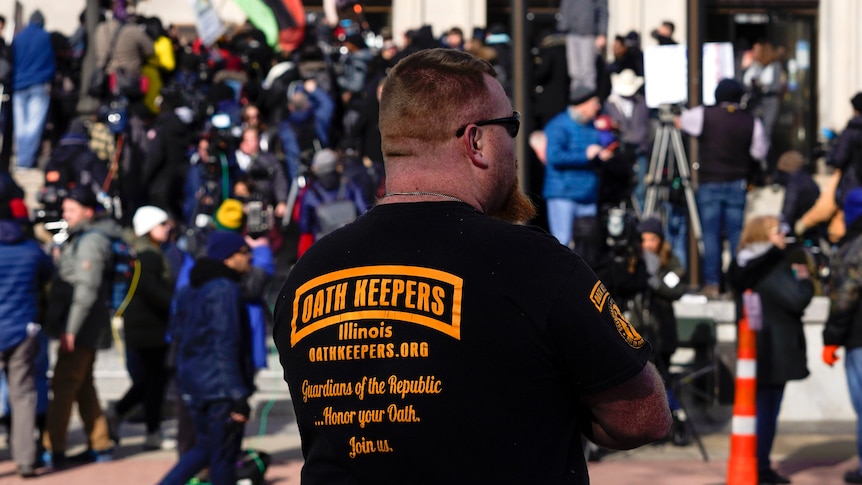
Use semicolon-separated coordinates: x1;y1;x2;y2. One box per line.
455;111;521;138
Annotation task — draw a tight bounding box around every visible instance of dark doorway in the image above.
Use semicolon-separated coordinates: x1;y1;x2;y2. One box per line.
706;5;818;172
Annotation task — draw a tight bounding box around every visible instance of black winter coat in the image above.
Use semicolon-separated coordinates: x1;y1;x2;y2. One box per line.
823;218;862;350
730;245;813;386
123;236;173;348
532;33;570;128
641;250;686;356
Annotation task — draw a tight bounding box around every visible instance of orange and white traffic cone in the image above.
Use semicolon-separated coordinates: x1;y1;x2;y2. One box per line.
727;300;758;485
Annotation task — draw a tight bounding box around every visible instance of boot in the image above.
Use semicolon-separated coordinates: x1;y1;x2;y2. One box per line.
105;407;121;445
144;431;162;451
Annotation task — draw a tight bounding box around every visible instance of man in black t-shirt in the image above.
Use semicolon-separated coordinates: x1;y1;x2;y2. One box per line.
273;48;670;484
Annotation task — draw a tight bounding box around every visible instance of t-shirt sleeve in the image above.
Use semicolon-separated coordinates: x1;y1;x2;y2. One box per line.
546;261;653;396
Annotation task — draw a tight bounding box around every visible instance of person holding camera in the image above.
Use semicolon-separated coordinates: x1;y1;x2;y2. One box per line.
37;119;107;225
182;137;239;229
235;127;288;223
543;87;612;264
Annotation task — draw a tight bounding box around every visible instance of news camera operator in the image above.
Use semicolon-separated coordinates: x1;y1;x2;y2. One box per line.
35;119;108;231
234;127;288;222
182;122;241;230
591;207;648;313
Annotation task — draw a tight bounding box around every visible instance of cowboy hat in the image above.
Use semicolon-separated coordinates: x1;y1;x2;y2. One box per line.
610;69;644;97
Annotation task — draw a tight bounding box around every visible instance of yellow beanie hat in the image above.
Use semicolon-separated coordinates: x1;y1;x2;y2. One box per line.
214;198;244;232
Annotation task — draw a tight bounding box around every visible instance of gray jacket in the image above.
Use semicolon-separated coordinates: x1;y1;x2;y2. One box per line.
557;0;608;36
56;216;124;349
94;19;154;75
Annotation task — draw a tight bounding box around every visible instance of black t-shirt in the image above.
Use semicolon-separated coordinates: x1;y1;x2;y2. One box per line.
274;202;652;484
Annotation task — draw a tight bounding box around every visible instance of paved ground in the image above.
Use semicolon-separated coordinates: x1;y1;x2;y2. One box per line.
0;409;856;484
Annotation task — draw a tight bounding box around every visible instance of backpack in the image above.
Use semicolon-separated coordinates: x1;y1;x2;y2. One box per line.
74;229;139;318
235;448;271;485
313;180;358;239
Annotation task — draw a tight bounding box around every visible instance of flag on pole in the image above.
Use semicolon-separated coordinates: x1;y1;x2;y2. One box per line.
233;0;305;52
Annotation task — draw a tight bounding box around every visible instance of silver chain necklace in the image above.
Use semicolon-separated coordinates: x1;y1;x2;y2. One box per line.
382;191;466;204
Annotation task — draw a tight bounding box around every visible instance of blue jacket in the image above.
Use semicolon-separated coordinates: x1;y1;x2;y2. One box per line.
12;24;55;90
543;109;601;203
175;239;273;370
170;258;255;404
246;244;274;370
0;220;53;352
299;175;367;240
278;88;335;181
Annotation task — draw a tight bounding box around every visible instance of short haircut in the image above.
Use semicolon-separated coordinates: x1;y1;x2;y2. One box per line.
662;21;675;34
379;48;498;156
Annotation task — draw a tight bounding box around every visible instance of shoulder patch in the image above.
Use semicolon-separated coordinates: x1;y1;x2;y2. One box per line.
589;280;609;313
609;298;645;349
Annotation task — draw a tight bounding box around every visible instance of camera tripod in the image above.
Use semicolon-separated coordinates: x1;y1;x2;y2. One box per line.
642;105;704;258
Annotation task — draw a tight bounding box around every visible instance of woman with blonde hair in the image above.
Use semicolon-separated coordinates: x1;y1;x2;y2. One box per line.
729;214;814;484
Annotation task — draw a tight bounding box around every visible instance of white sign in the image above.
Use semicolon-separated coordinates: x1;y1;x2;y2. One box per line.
643;45;688;108
188;0;226;47
702;42;735;105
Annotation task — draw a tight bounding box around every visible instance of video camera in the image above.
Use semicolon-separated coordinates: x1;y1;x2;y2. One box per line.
246;198;271;239
208;113;242;159
604;207;640;256
33;185;69;224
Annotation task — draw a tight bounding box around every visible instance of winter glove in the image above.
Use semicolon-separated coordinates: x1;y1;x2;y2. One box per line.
822;345;840;367
230;399;251;419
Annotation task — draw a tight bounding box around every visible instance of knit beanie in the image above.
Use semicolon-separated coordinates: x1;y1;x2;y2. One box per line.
570;85;598;106
637;217;663;237
133;205;169;237
214;198;244;231
714;79;744;104
206;230;248;261
844;188;862;226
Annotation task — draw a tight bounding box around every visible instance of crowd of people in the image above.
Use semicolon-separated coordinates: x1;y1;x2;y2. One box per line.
0;0;860;483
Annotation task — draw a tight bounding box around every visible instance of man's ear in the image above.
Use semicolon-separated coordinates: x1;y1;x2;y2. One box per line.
464;126;489;169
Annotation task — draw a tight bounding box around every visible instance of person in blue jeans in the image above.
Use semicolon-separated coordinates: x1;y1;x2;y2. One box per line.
543;88;613;263
160;231;255;485
11;11;55;170
678;79;769;297
823;188;862;484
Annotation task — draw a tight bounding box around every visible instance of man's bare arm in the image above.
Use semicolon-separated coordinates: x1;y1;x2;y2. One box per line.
580;362;671;449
